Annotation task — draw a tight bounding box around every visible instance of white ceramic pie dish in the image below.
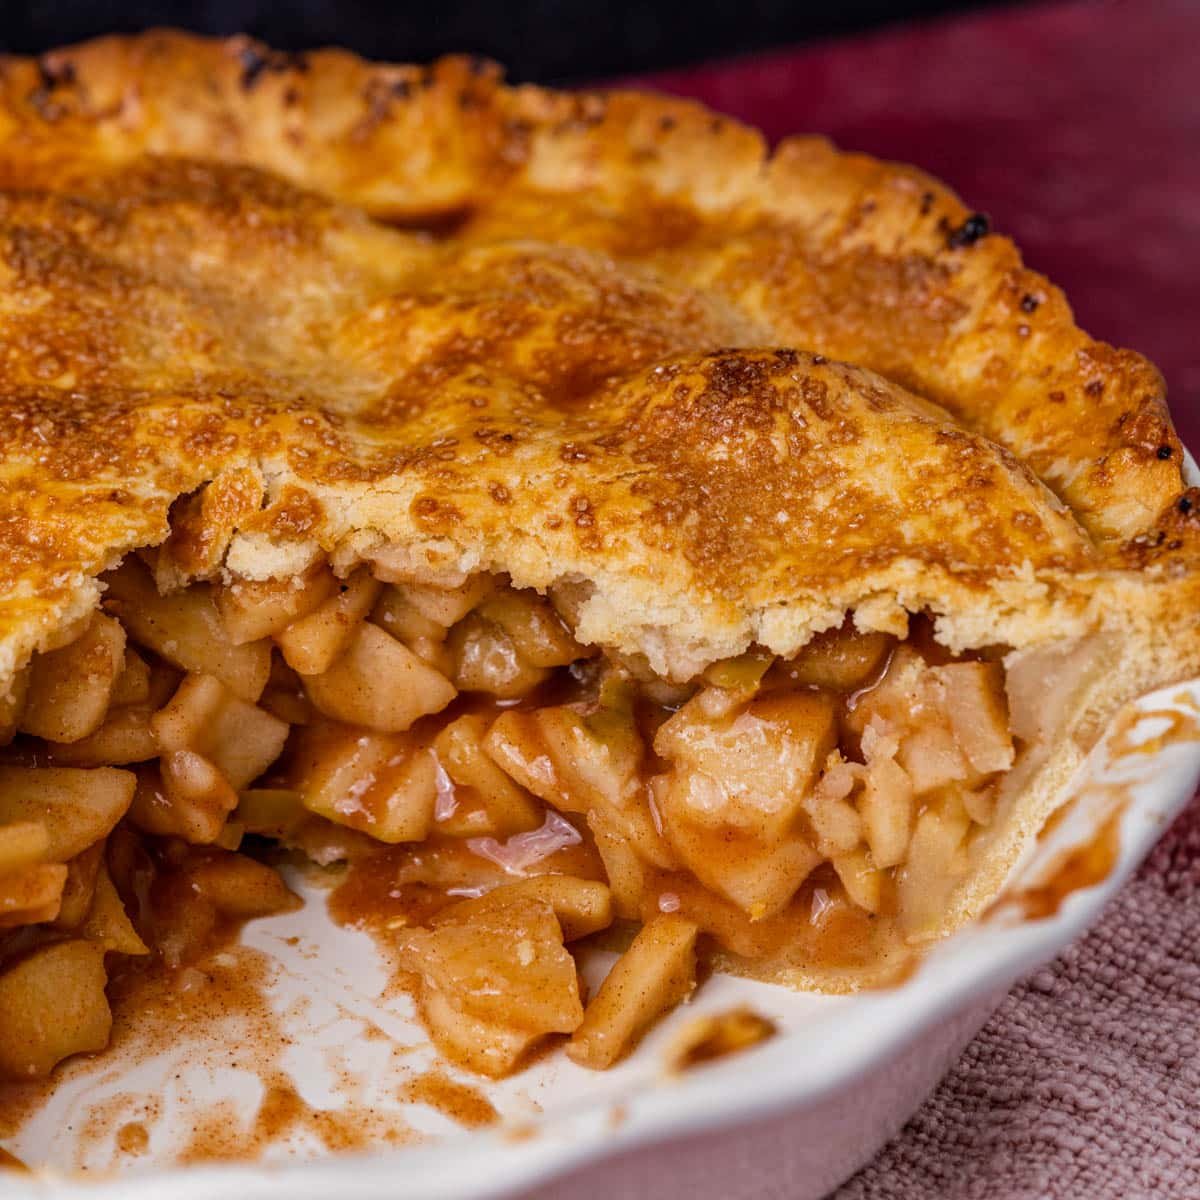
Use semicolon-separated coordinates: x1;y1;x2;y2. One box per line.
9;448;1200;1200
4;666;1199;1200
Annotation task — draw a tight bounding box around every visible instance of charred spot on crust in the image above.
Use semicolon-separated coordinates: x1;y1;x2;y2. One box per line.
946;213;991;249
27;54;78;118
36;56;76;89
238;45;270;90
238;45;308;91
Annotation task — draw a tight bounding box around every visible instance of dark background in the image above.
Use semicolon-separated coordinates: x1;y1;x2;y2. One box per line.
0;0;1026;82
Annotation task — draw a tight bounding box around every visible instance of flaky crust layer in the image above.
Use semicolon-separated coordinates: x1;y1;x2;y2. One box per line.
0;30;1197;692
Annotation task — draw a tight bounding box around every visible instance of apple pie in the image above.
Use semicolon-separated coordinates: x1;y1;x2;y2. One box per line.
0;31;1197;1082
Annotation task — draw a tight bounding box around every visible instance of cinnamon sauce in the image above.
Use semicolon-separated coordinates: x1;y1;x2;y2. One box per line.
399;1070;499;1129
999;696;1200;922
1010;810;1126;921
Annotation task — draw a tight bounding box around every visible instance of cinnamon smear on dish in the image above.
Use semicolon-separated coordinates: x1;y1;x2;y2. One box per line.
992;699;1200;922
399;1070;499;1129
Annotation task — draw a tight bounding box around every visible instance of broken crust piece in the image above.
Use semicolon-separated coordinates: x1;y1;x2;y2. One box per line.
0;32;1196;1087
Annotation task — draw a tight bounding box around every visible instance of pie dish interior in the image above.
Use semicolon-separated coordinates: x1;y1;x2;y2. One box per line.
0;32;1198;1096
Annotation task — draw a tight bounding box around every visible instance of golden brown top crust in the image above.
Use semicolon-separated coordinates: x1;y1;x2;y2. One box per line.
0;31;1196;680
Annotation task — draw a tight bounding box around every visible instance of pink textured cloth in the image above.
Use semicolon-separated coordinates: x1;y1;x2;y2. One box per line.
620;2;1200;1194
837;799;1200;1198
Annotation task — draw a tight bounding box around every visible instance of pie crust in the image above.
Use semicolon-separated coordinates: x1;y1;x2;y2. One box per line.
0;31;1198;1084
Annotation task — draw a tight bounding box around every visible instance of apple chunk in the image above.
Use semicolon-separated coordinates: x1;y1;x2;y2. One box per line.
401;897;583;1036
433;713;543;837
274;569;381;676
151;673;289;790
415;981;540;1079
20;613;126;744
303;622;456;732
0;863;68;929
102;558;271;702
129;754;239;845
0;940;112;1079
216;561;339;645
432;876;613;942
0;767;134;862
567;914;698;1069
290;722;439;843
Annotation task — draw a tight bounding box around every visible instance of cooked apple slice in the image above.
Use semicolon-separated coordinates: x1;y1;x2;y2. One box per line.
257;653;313;726
234;787;307;839
216;560;340;645
831;849;886;914
654;774;823;919
433;714;543;837
650;689;836;917
19;613;126;744
144;873;220;969
79;862;149;956
654;689;837;836
0;821;48;876
415;980;540;1079
896;802;972;935
50;842;105;929
178;849;302;919
108;648;152;708
474;589;586;668
46;705;161;767
303;622;457;732
0;666;30;747
448;614;551;698
274;569;382;675
213;820;244;851
847;647;1013;797
567;914;698;1069
431;876;613;941
381;574;495;626
0;767;134;862
151;673;289;790
777;624;894;691
401;896;583;1036
0;863;69;929
129;754;239;844
857;731;915;868
0;940;111;1078
371;585;449;644
290;722;439;842
103;558;271;702
486;704;673;871
929;661;1014;776
589;816;646;920
802;754;866;859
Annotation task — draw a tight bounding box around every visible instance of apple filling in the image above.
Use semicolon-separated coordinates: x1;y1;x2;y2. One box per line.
0;551;1027;1081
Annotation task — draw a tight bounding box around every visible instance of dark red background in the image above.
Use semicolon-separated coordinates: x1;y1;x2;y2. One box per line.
625;0;1200;449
